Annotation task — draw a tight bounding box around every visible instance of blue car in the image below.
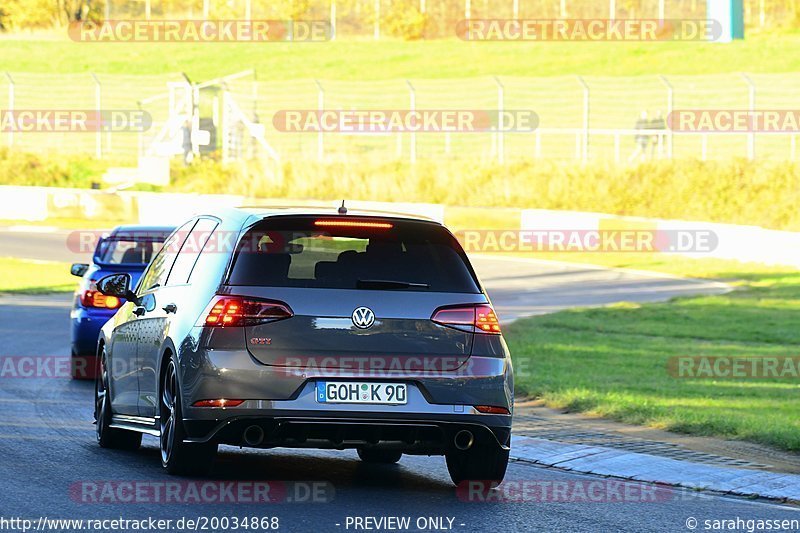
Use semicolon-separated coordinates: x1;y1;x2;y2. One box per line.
69;225;175;379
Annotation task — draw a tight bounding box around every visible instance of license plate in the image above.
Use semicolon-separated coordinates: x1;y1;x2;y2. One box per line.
316;382;408;405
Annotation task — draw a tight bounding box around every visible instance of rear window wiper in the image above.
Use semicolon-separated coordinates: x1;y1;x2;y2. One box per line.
357;279;430;290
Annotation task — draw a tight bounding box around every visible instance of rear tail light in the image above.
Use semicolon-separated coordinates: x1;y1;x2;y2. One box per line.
432;304;502;334
475;405;510;415
475;305;502;333
79;280;122;309
192;399;244;408
201;296;293;327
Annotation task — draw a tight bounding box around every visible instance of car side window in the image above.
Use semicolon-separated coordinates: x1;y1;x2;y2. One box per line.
137;221;195;295
166;218;219;286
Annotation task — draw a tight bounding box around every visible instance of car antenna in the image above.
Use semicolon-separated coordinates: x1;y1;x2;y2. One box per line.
338;200;347;215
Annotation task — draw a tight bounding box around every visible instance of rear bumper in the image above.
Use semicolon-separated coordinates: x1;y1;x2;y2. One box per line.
183;381;512;451
181;343;514;408
178;345;514;453
184;413;511;454
70;305;115;356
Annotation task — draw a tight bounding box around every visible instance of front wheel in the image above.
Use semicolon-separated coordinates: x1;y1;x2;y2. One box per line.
95;347;141;450
160;357;217;476
445;445;509;485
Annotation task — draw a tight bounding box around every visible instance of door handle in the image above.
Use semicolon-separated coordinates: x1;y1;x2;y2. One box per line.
163;303;178;314
133;306;146;316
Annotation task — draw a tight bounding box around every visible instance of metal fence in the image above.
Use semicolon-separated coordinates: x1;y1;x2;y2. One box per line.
3;71;800;165
100;0;798;39
0;72;184;161
226;72;800;163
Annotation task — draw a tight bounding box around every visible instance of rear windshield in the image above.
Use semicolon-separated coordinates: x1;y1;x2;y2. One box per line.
227;216;480;293
95;234;169;265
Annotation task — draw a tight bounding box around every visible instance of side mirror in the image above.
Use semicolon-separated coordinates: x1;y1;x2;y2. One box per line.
70;263;89;277
96;273;137;303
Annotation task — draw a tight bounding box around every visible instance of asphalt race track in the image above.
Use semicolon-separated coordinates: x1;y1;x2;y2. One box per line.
0;229;797;532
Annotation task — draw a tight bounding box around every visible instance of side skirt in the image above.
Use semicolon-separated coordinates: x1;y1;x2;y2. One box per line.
110;414;160;437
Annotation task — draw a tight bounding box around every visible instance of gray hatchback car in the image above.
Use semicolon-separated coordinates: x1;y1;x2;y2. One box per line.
94;207;513;484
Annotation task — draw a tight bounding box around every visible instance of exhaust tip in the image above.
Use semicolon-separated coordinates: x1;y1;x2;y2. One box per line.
454;430;474;451
243;425;265;446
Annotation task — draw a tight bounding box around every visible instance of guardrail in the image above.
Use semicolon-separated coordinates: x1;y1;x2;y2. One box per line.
522;209;800;268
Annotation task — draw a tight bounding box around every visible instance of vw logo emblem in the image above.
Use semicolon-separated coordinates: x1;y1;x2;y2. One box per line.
352;306;375;329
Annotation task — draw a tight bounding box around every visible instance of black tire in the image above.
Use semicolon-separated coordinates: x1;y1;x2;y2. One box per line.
95;347;142;450
445;445;509;485
357;448;402;464
160;357;217;476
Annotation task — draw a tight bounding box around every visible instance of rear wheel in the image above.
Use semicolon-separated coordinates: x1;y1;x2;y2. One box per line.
357;448;402;464
160;357;217;476
445;445;509;485
95;347;142;450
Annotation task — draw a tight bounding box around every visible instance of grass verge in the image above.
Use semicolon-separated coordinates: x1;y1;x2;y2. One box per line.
176;158;800;231
3;35;800;78
5;155;800;231
505;255;800;451
0;257;76;294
